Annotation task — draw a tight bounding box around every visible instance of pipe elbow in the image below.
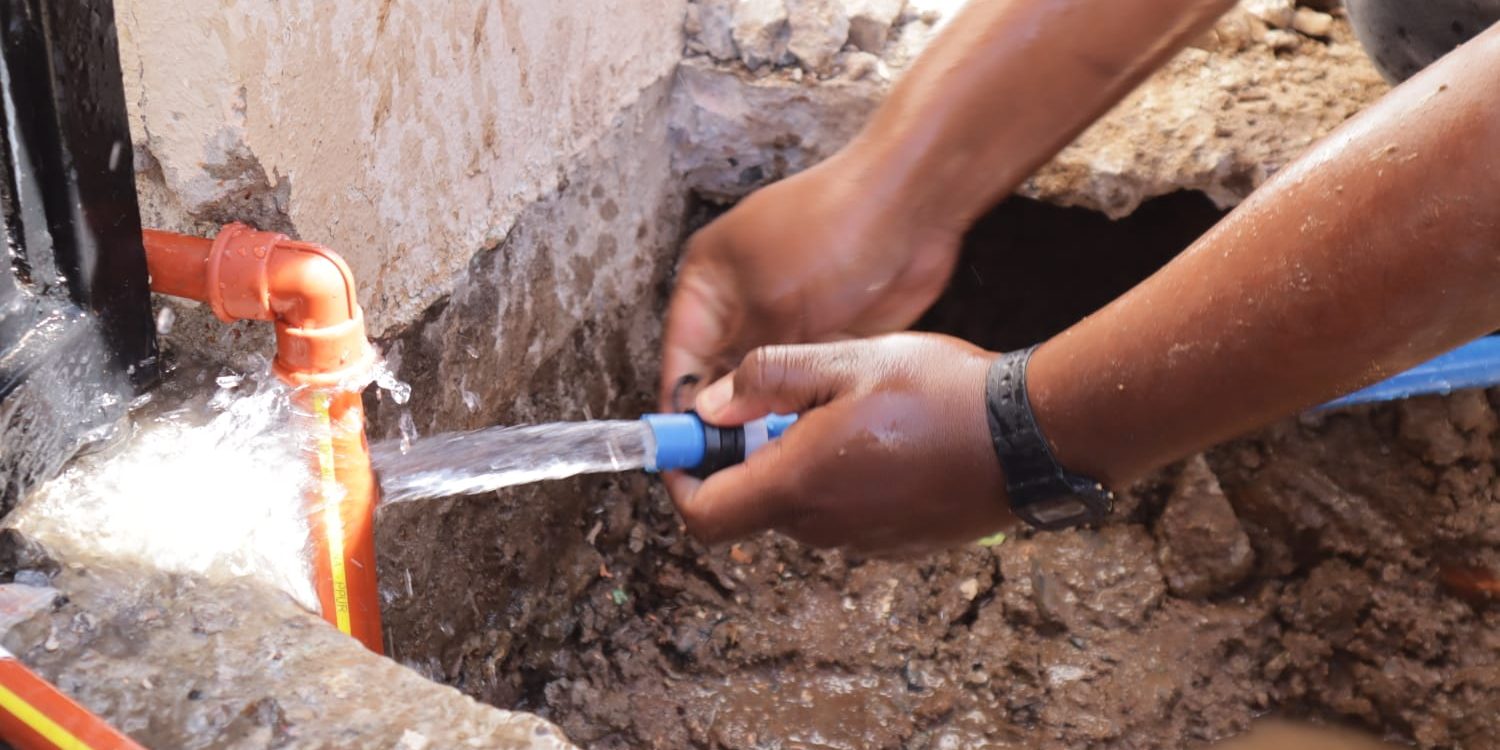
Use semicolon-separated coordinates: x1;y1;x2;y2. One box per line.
143;223;374;388
266;241;360;330
262;238;374;388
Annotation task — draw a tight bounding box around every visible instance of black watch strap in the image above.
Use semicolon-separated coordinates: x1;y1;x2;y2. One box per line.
985;347;1113;530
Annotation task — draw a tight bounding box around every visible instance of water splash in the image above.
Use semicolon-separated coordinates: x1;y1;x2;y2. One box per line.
371;420;653;504
10;357;320;609
371;357;411;405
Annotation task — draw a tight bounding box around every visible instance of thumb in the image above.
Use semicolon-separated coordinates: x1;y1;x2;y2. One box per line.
695;343;857;425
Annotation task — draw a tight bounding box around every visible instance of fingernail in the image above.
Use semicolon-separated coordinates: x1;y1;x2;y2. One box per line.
696;377;733;416
671;374;702;413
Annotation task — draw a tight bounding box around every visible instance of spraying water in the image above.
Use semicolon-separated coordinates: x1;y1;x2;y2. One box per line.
371;411;799;504
371;420;654;504
9;356;321;608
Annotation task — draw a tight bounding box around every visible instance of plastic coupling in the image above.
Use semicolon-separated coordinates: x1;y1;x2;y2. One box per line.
206;223;374;388
641;412;798;477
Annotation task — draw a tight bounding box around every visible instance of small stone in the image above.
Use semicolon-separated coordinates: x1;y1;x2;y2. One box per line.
732;0;790;69
43;630;59;651
1154;455;1254;598
1244;0;1294;29
787;0;850;73
1266;29;1302;52
1291;7;1333;38
958;578;980;601
1203;8;1268;54
845;0;905;53
728;544;753;564
695;0;739;61
842;50;883;80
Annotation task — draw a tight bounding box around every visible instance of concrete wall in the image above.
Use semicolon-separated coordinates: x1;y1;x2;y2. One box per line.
117;0;688;338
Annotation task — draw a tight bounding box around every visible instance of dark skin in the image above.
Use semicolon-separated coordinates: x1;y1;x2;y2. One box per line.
663;0;1500;553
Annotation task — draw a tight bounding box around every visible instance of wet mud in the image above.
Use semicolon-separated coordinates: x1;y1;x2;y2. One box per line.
402;394;1500;749
382;192;1500;748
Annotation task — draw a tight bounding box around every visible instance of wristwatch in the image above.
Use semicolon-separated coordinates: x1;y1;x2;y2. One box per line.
985;346;1113;530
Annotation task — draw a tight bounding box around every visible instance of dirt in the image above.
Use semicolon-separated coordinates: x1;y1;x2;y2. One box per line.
440;394;1500;749
525;420;1494;750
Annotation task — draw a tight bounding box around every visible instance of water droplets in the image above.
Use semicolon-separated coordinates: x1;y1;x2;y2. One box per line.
154;306;175;335
398;411;419;453
371;359;411;405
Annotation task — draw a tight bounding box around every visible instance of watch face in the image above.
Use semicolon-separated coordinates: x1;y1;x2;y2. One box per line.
1021;495;1096;530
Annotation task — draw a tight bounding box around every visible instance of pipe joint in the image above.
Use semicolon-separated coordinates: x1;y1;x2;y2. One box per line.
146;223;375;387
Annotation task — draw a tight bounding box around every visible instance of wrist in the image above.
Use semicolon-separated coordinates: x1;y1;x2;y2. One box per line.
985;346;1114;529
834;134;978;240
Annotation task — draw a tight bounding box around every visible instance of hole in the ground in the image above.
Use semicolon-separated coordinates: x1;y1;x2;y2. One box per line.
919;190;1228;349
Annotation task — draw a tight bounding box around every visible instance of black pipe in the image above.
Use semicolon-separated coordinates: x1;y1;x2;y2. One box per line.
0;0;158;509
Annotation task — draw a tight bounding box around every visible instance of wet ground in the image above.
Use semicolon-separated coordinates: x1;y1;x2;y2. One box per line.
387;390;1500;749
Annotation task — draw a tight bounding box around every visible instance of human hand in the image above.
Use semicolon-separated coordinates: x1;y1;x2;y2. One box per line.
668;333;1012;555
660;150;965;411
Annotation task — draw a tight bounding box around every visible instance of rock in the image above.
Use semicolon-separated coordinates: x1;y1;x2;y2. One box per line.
845;0;905;53
1198;8;1269;53
958;578;980;601
999;525;1165;632
787;0;850;73
1266;28;1302;52
1292;7;1334;38
1244;0;1295;29
1154;455;1255;598
1397;391;1497;466
733;0;791;69
674;12;1388;218
695;0;740;61
841;50;887;80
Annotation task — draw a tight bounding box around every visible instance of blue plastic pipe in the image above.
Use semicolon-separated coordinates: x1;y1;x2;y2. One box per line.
1320;336;1500;410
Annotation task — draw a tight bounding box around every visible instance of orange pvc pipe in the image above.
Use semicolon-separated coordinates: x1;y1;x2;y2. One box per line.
142;224;383;654
296;388;382;652
0;651;145;749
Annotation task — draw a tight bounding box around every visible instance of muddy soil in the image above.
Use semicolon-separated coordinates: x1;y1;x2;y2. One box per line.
381;192;1500;749
449;392;1500;750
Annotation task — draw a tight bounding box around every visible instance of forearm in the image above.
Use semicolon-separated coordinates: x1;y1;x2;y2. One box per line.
846;0;1236;231
1029;22;1500;487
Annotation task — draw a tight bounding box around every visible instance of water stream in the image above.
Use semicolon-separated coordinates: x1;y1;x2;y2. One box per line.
371;420;653;504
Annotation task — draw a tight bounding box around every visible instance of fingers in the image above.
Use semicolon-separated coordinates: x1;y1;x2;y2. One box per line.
675;429;805;544
660;261;734;412
695;343;857;424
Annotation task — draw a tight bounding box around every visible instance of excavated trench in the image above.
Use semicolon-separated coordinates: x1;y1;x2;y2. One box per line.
5;2;1495;747
371;189;1500;749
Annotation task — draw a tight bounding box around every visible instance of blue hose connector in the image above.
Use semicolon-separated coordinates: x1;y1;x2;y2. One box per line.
641;412;798;475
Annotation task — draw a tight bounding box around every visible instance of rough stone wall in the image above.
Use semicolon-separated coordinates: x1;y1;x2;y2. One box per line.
118;0;688;342
673;0;1389;217
366;80;685;710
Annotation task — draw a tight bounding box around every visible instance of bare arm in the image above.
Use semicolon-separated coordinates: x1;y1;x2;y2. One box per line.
848;0;1238;232
662;0;1237;509
679;20;1500;552
1030;20;1500;487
